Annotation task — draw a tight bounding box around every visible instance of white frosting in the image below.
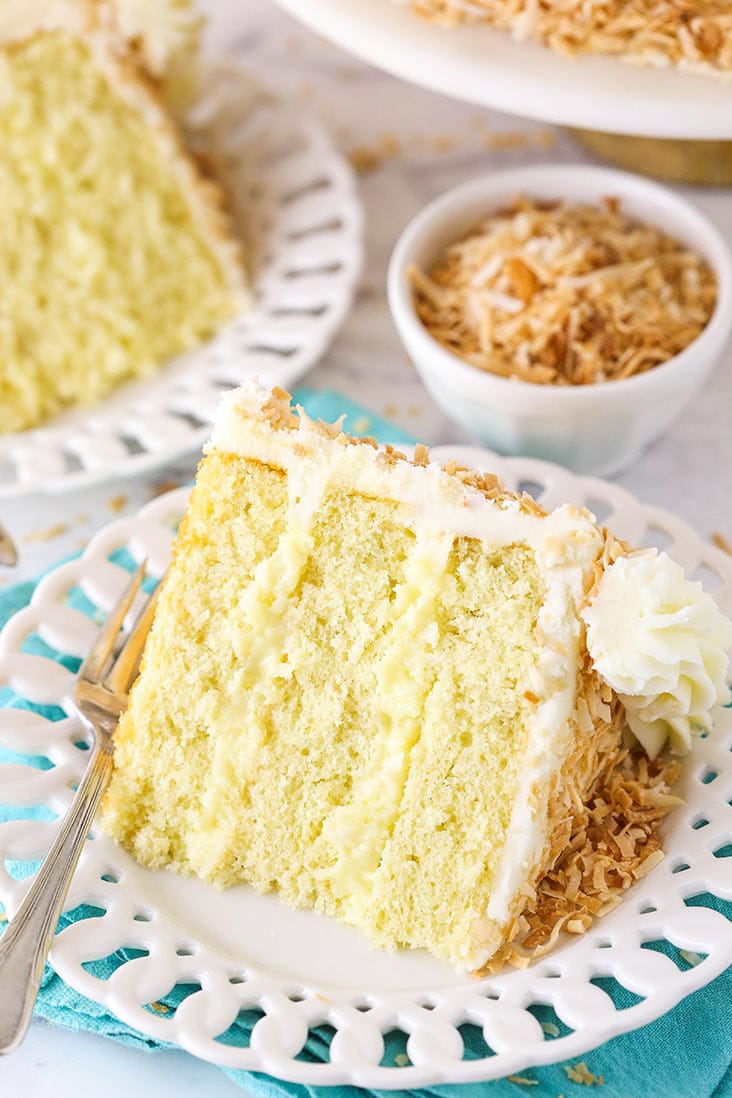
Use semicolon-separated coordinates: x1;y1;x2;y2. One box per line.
210;383;601;553
583;550;732;758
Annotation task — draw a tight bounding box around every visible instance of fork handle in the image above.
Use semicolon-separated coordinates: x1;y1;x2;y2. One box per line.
0;744;114;1054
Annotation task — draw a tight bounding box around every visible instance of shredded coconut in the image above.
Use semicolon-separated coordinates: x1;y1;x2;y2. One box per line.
480;748;682;973
408;1;732;79
712;532;732;556
0;523;17;567
564;1061;603;1086
409;196;716;386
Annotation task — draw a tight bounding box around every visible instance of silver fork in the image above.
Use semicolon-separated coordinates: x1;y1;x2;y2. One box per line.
0;562;157;1054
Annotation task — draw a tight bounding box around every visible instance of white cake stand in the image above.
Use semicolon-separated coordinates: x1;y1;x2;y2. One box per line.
270;0;732;140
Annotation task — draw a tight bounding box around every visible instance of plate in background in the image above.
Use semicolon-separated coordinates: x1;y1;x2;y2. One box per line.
0;63;362;498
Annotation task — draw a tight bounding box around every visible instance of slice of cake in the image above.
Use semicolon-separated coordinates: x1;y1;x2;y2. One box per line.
101;383;732;972
0;0;249;433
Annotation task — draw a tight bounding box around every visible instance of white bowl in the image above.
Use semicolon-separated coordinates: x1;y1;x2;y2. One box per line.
387;164;732;477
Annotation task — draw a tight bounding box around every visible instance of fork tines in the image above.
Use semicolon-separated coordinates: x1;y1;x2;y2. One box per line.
78;561;148;687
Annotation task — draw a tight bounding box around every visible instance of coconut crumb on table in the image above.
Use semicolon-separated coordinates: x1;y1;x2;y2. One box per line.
22;522;70;544
348;128;555;174
564;1061;603;1086
409;197;716;386
348;133;401;174
712;532;732;556
409;1;732;78
483;130;555;151
0;522;17;567
507;1075;539;1086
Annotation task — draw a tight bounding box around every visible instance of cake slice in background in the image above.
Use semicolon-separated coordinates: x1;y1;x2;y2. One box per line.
101;383;732;973
0;0;249;434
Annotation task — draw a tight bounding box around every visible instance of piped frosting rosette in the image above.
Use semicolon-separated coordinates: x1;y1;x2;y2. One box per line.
582;549;732;758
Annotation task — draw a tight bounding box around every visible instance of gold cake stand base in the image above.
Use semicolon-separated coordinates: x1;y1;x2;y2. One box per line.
570;129;732;186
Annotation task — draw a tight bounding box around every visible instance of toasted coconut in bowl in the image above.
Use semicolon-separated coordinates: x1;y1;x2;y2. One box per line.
388;164;732;477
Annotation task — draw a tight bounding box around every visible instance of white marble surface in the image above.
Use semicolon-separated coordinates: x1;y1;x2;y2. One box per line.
2;0;732;1093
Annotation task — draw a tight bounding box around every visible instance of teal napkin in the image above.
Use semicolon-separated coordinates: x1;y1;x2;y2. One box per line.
1;388;730;1098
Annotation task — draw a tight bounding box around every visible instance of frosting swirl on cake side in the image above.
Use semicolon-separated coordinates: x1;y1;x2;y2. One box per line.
582;549;732;758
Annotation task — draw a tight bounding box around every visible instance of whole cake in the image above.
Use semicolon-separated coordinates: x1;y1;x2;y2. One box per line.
0;0;249;433
102;383;732;972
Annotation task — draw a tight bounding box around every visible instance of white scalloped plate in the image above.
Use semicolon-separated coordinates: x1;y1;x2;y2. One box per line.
0;64;362;498
1;449;731;1087
270;0;732;139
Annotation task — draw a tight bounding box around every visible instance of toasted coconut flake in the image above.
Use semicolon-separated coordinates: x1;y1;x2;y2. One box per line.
712;532;732;556
253;387;530;509
481;747;681;973
0;523;17;567
408;1;732;78
409;198;716;387
564;1061;602;1086
633;848;666;879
